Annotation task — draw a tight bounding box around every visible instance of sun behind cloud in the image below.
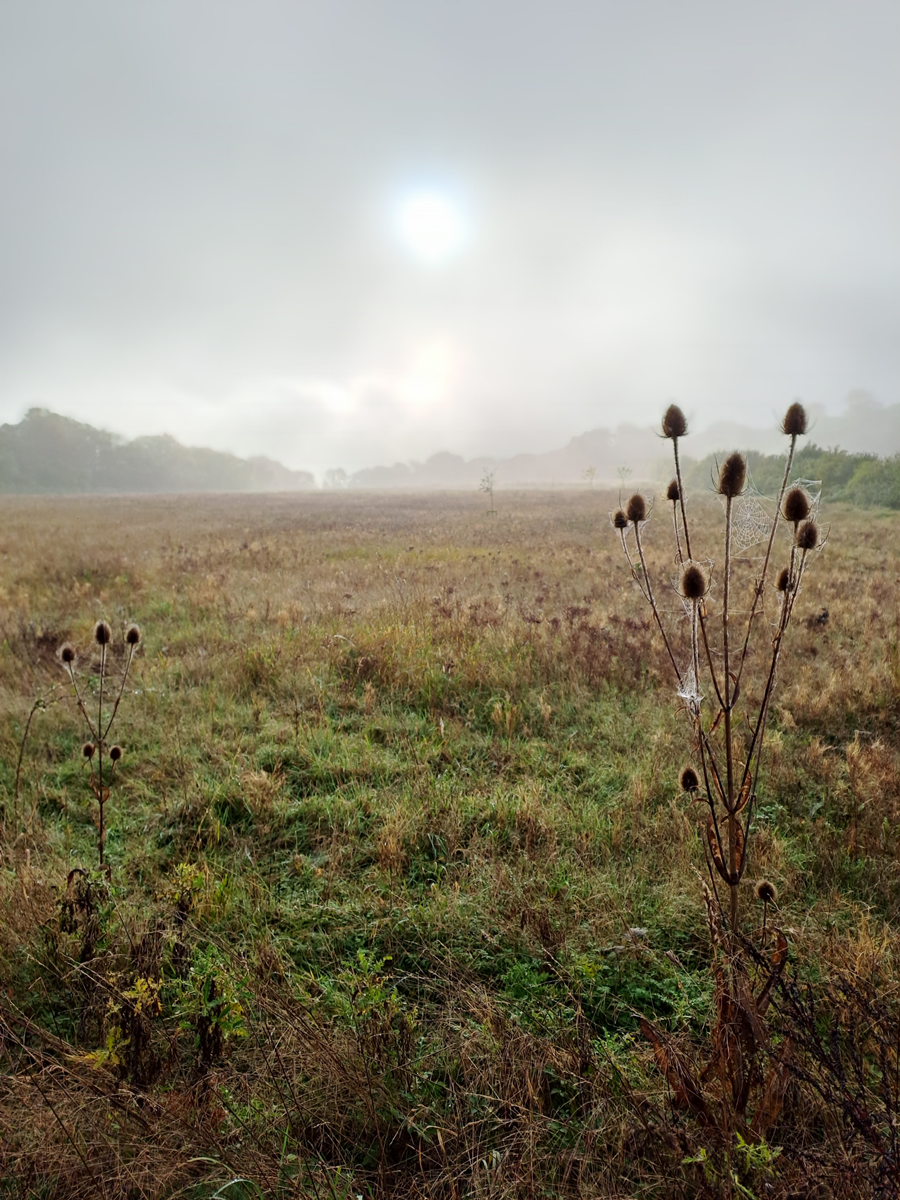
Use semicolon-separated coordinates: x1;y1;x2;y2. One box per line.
394;189;467;265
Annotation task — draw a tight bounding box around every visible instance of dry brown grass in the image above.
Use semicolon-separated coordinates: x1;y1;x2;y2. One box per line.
1;487;899;1197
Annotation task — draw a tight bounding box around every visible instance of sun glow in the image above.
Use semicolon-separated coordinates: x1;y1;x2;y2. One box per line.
395;190;466;264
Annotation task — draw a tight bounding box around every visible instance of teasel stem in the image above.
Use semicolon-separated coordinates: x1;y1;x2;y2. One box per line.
98;640;106;866
697;601;726;712
690;599;701;718
64;662;99;743
633;520;684;687
735;430;798;692
672;436;692;562
671;501;685;567
101;642;137;742
734;540;814;866
722;492;739;933
619;526;641;588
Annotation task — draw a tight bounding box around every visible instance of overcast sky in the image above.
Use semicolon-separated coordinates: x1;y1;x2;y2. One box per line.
2;1;898;475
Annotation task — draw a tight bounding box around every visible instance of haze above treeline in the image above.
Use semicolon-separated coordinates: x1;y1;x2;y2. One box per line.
2;396;898;495
2;4;900;475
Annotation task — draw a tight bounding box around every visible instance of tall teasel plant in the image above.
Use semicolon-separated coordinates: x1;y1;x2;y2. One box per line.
613;404;820;1155
58;621;142;867
614;401;818;935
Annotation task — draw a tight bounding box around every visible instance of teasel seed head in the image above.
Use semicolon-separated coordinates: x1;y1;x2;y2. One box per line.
783;487;811;525
94;620;112;646
782;402;808;437
612;510;629;530
626;493;646;524
125;624;142;646
717;452;747;499
776;567;791;593
796;520;819;551
680;766;700;793
82;742;95;759
109;745;122;763
666;478;680;502
755;879;778;904
662;404;688;440
59;643;76;664
681;564;707;600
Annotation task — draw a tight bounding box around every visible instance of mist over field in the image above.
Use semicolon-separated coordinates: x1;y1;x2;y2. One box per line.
2;2;900;478
6;10;900;1192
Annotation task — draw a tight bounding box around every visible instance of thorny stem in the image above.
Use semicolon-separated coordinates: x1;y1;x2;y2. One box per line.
735;432;798;691
633;520;684;687
734;544;814;854
723;494;739;933
698;601;726;711
672;437;692;561
98;642;106;866
102;644;136;742
690;600;701;717
671;500;685;566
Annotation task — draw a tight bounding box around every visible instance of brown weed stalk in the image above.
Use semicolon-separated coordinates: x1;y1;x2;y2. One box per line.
59;622;142;867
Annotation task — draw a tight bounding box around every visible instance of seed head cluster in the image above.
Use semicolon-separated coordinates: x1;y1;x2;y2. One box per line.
755;879;778;904
717;452;747;499
666;479;680;502
94;620;112;646
626;493;646;524
796;521;819;551
681;564;707;600
612;510;629;530
662;404;687;440
680;766;700;793
782;402;808;437
783;487;811;525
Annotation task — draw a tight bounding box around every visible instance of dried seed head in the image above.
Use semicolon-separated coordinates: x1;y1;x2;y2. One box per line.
82;742;95;759
717;452;747;499
783;487;811;525
680;766;700;793
666;478;680;502
612;510;629;530
59;643;76;664
94;620;112;646
782;402;808;437
125;624;142;646
796;520;819;551
681;564;707;600
109;745;122;763
776;567;791;592
755;879;778;904
662;404;687;440
626;493;646;524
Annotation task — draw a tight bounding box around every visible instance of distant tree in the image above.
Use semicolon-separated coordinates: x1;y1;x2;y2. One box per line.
479;469;496;513
323;467;349;489
583;465;597;488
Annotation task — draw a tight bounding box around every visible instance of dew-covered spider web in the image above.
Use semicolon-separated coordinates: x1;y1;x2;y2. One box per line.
725;474;822;553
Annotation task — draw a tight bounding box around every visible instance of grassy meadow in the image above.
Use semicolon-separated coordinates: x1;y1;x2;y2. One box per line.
1;487;899;1198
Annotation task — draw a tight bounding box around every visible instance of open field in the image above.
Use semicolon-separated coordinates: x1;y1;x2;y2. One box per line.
2;488;900;1198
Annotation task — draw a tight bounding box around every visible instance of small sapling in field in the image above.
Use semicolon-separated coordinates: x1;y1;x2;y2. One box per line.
59;621;142;867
